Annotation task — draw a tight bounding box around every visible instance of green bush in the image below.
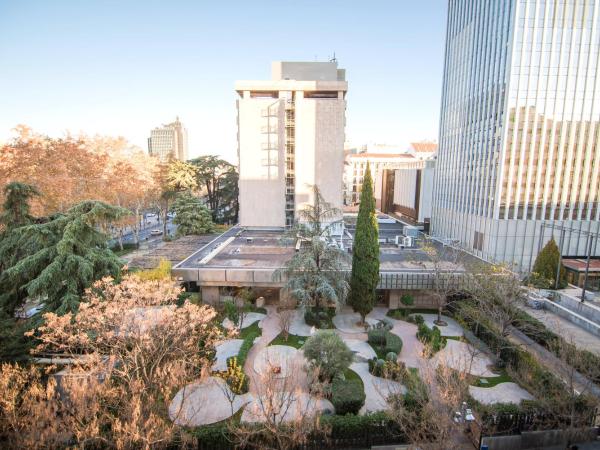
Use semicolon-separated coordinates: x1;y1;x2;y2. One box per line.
304;307;334;328
416;323;446;355
236;327;261;368
384;331;403;354
304;331;354;381
367;328;386;346
386;351;398;362
413;314;424;325
331;378;365;415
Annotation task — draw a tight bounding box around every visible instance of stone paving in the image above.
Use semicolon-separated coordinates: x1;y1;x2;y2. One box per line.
169;377;253;426
222;312;266;331
253;345;303;379
350;362;405;414
212;339;244;372
414;314;464;337
344;338;377;362
433;339;498;377
333;307;378;334
241;392;334;423
288;309;315;337
469;382;534;405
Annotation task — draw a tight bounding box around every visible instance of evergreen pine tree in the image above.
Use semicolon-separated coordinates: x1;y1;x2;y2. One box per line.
0;199;129;315
171;193;215;237
0;182;40;230
532;238;566;288
349;162;380;324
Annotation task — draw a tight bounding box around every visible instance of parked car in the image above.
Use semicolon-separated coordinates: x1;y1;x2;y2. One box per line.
150;229;163;236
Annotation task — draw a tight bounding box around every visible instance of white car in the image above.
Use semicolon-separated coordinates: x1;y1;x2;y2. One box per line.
150;229;163;236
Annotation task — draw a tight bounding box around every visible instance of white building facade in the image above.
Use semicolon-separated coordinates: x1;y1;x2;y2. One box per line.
236;61;347;230
432;0;600;271
147;117;188;161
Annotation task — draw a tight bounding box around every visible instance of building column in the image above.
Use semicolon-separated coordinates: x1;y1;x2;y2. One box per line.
201;286;220;306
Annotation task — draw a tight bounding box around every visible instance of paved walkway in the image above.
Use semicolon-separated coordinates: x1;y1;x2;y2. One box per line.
253;345;303;379
350;362;405;414
222;312;266;331
469;382;534;405
333;307;378;333
416;314;464;337
169;377;253;426
241;392;334;423
212;339;244;371
288;309;315;337
344;338;377;362
434;339;498;377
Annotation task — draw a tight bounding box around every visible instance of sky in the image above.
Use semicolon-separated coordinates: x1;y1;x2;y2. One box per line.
0;0;447;163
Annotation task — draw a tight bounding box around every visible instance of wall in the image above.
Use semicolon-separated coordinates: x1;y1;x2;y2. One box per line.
388;289;440;309
237;96;286;228
294;91;345;225
481;427;598;450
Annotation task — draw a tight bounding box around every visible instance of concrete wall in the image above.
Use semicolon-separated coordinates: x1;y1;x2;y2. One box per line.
201;286;220;306
272;61;342;81
556;291;600;324
237;96;286;228
294;92;345;223
388;289;440;309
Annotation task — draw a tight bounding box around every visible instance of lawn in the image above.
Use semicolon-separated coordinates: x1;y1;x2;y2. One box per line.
239;321;262;340
269;332;306;349
471;371;513;388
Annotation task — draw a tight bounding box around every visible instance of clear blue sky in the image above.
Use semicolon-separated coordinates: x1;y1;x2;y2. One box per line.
0;0;447;163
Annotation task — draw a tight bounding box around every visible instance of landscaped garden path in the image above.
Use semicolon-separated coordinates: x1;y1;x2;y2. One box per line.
169;377;253;426
469;382;534;405
350;362;405;413
212;339;244;371
433;339;498;377
288;309;314;337
415;313;464;337
333;307;378;334
253;345;304;379
222;311;266;331
241;392;334;423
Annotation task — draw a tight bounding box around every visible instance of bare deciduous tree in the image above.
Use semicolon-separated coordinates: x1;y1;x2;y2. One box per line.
0;274;222;449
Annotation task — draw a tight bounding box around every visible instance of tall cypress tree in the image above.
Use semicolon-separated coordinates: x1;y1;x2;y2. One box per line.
349;162;380;324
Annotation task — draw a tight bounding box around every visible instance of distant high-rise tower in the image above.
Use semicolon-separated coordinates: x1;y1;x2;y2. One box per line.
235;61;348;230
148;117;188;161
432;0;600;271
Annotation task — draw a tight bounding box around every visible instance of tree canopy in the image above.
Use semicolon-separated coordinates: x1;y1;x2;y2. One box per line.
189;155;239;223
348;162;380;323
276;186;349;310
0;199;129;315
531;238;566;289
0;182;40;231
171;193;215;237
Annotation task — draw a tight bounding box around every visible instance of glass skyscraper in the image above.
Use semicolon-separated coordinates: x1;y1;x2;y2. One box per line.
432;0;600;271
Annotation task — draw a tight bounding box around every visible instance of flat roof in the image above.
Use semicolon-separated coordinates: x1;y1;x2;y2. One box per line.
563;258;600;273
174;221;466;273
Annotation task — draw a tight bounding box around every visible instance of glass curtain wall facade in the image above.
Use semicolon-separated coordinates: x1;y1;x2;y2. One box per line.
432;0;600;271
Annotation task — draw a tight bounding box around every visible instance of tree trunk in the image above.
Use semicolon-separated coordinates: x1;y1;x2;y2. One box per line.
162;200;169;238
117;229;124;251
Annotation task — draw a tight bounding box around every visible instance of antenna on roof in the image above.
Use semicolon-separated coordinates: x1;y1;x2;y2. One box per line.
330;51;337;63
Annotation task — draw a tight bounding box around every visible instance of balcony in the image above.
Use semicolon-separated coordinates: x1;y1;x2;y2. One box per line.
261;157;278;166
261;108;278;118
261;142;279;151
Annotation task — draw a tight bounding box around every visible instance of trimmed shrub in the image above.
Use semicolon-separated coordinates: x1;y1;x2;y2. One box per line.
236;327;260;368
331;378;365;415
384;332;403;354
367;328;386;346
386;351;398;362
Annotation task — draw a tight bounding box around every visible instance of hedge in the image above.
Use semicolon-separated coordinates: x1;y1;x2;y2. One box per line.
384;332;402;354
368;330;402;356
331;378;365;415
235;327;261;368
304;307;335;329
193;412;407;449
